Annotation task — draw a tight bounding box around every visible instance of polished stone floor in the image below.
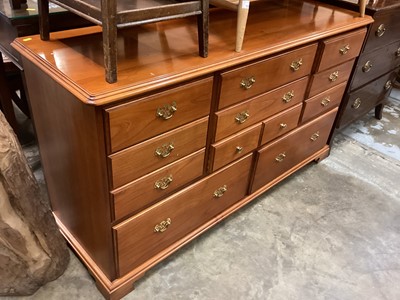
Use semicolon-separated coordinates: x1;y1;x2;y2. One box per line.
6;89;400;300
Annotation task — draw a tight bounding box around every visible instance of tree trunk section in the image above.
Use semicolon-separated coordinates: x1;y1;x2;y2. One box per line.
0;111;69;295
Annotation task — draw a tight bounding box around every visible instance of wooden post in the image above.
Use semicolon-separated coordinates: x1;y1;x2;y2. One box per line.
0;111;69;296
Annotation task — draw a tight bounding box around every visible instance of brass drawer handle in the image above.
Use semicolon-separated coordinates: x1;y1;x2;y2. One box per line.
352;97;361;109
376;24;386;37
282;90;295;103
240;76;256;90
156;101;177;120
155;142;174;158
290;58;303;71
339;44;350;55
275;152;286;163
235;110;250;124
280;123;288;129
396;48;400;57
329;71;339;82
362;61;372;73
321;97;331;107
236;146;243;153
154;175;173;190
214;185;227;198
384;80;392;91
154;218;172;233
310;131;320;142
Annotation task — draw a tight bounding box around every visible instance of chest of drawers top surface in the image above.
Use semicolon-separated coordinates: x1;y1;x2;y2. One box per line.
12;0;372;105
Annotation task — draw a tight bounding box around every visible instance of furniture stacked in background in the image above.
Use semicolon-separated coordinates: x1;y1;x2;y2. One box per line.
319;0;400;128
13;1;372;299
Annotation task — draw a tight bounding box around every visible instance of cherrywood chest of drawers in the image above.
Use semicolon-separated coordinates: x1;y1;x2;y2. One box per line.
320;0;400;128
12;1;372;299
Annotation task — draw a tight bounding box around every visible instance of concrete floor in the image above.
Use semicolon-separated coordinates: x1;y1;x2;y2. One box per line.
6;89;400;300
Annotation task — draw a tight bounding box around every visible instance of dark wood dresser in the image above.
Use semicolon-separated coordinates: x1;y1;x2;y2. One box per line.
12;1;372;299
320;0;400;128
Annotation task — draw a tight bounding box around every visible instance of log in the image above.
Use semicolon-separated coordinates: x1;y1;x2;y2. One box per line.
0;111;69;295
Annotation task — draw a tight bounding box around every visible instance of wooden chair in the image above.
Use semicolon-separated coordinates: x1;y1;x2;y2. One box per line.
210;0;250;52
38;0;209;83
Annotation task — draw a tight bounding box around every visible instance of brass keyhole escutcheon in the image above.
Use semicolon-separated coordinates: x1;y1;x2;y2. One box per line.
384;80;392;91
362;61;373;73
321;97;331;107
236;146;244;153
339;44;350;55
214;185;227;198
235;110;250;124
156;102;177;120
282;90;295;103
154;218;172;233
155;142;174;158
280;123;288;129
154;175;173;190
290;58;303;71
352;98;362;109
275;152;286;163
376;24;386;37
240;76;256;90
310;131;320;142
329;71;339;82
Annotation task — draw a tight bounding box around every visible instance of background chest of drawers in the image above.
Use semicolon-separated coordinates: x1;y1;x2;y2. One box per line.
320;0;400;128
12;1;372;299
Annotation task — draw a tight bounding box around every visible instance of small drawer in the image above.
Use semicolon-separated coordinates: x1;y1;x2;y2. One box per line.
308;59;354;98
317;28;367;72
214;77;308;141
110;117;208;188
210;124;261;171
301;82;347;124
114;154;253;276
218;44;317;109
260;103;302;145
251;108;338;193
112;149;205;221
106;77;213;153
351;40;400;90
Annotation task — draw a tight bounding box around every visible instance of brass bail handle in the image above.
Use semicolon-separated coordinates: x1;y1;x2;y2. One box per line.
235;110;250;124
339;44;350;55
275;152;286;163
310;131;320;142
156;101;177;120
155;142;174;158
240;76;256;90
362;61;372;73
154;218;172;233
290;58;303;71
352;98;362;109
213;185;227;198
282;90;295;103
321;97;331;107
376;24;386;37
154;175;173;190
329;71;339;82
384;80;392;91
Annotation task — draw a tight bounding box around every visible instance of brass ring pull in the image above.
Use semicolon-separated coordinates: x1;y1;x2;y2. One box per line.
362;61;372;73
154;175;173;190
290;58;303;71
275;152;286;163
235;110;250;124
395;48;400;57
321;97;331;107
282;90;295;103
329;71;339;82
156;102;177;120
155;142;174;158
213;185;227;198
339;44;350;55
154;218;172;233
376;24;386;37
240;76;256;90
236;146;243;153
352;98;362;109
310;131;320;142
384;80;392;91
280;123;288;129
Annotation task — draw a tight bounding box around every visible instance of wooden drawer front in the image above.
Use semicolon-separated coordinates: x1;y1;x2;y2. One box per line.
110;117;208;188
107;77;213;153
351;40;400;90
218;44;317;109
301;82;346;124
114;154;253;276
317;28;367;72
251;108;338;193
112;149;205;221
214;77;308;141
338;71;395;128
308;59;354;98
260;103;302;145
210;124;261;172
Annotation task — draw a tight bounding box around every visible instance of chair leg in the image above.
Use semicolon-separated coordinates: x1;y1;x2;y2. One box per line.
359;0;367;17
236;0;250;52
38;0;50;40
0;54;18;134
101;0;117;83
197;0;209;58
